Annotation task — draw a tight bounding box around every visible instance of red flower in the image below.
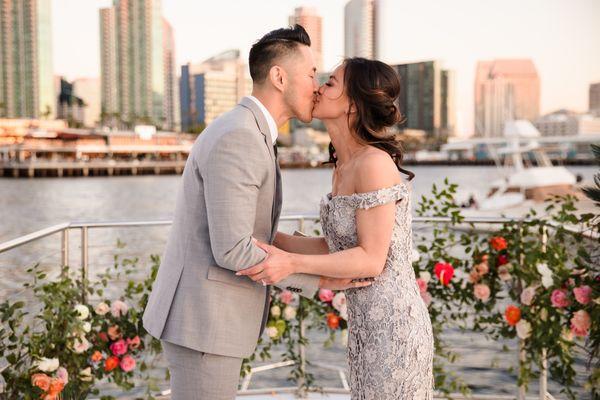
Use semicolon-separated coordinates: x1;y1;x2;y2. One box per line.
98;332;109;342
497;254;509;266
504;305;521;326
434;262;454;286
327;313;340;330
104;356;120;372
490;236;507;251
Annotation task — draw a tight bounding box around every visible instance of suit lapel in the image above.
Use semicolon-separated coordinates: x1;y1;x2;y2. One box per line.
239;97;275;163
238;97;281;243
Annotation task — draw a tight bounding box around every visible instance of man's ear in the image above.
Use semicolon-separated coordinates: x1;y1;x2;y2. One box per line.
269;65;286;92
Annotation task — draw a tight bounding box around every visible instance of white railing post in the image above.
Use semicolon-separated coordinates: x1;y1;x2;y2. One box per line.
81;226;89;303
61;228;69;267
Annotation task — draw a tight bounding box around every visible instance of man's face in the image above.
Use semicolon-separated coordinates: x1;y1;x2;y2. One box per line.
282;45;319;123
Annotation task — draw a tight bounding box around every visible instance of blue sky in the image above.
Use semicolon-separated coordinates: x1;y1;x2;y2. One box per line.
52;0;600;136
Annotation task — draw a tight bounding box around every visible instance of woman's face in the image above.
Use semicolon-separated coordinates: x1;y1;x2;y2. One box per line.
312;64;351;121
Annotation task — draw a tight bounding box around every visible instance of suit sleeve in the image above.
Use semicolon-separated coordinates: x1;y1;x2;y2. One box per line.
274;274;320;299
202;129;269;271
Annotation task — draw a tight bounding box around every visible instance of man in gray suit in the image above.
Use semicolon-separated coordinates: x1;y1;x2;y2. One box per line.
143;25;368;399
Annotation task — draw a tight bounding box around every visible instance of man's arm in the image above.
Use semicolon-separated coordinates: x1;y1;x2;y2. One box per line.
202;128;269;271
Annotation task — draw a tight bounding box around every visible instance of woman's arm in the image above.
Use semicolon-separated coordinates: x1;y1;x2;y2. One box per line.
238;153;400;283
273;231;330;255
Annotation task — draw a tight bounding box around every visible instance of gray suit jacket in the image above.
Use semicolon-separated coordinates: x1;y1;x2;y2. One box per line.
143;97;320;358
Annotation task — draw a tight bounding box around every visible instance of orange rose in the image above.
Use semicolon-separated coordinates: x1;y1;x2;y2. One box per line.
490;236;507;251
327;313;340;330
104;355;120;372
47;377;65;395
107;325;122;341
505;305;521;326
31;373;51;391
91;350;104;362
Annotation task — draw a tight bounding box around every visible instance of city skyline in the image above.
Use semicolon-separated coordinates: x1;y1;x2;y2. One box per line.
46;0;600;136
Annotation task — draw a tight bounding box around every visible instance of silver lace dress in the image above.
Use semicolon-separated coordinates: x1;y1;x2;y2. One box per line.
320;183;434;399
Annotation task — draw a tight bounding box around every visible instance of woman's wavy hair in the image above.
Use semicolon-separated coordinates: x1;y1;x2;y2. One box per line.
324;57;414;181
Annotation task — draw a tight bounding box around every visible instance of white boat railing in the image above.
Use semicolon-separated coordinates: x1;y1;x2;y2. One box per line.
0;215;564;399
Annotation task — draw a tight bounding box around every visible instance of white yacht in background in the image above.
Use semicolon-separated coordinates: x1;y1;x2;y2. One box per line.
477;120;577;211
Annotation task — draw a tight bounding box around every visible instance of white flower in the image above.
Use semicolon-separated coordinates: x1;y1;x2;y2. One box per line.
540;308;548;321
536;263;553;288
35;357;59;372
266;326;279;339
79;367;93;382
270;305;281;318
340;329;348;346
332;292;347;312
411;248;420;262
283;306;297;321
82;321;92;333
73;336;90;354
94;302;110;316
74;304;90;320
111;300;129;318
516;320;532;340
339;304;348;321
419;271;431;284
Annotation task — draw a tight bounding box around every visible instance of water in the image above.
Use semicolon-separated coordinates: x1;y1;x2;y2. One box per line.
0;166;596;398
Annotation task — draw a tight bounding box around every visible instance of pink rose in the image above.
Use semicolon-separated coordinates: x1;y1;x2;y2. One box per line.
110;300;129;318
474;284;491;302
570;310;591;337
416;278;428;294
119;355;136;372
318;289;334;303
126;336;141;351
56;367;68;384
573;285;592;305
279;290;294;305
520;286;536;306
474;262;489;276
550;289;570;308
109;339;128;357
420;291;432;306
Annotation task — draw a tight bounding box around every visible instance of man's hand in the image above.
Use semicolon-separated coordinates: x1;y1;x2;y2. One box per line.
319;276;374;290
236;239;296;285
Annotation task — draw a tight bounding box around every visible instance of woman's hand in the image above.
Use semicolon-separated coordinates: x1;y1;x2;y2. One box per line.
236;239;296;285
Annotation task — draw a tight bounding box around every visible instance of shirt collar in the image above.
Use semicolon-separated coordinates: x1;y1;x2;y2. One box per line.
246;95;278;144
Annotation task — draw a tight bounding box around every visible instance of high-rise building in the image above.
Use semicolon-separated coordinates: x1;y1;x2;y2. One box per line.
57;77;85;126
393;61;455;138
99;7;118;122
589;82;600;113
180;50;251;132
344;0;377;59
72;78;101;127
0;0;55;119
474;59;540;137
163;18;180;131
289;6;323;70
100;0;178;130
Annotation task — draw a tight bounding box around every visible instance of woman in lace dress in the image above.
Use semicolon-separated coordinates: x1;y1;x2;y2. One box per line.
238;58;434;399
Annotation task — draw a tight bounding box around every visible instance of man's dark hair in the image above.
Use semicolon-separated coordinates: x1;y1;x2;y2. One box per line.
249;24;311;84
